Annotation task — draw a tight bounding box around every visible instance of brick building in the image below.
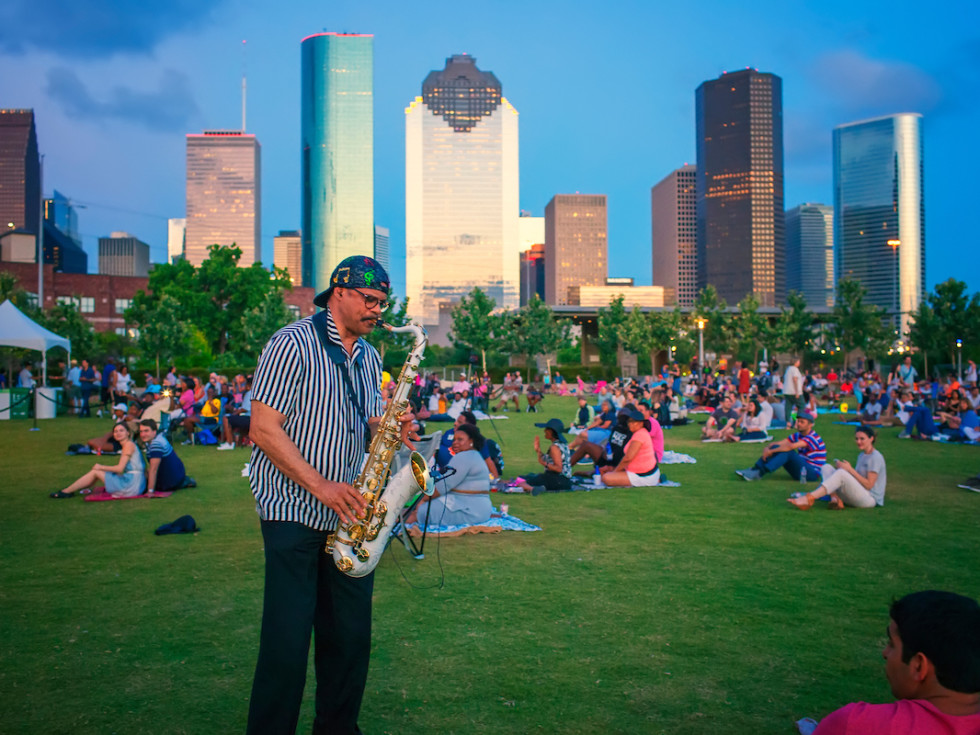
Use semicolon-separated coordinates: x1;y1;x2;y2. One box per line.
0;262;315;334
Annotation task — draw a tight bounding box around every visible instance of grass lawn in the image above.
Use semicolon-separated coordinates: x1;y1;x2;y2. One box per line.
1;398;978;734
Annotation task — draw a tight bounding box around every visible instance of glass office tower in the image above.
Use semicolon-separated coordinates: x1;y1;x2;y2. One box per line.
833;114;924;334
695;69;785;307
0;109;40;237
405;54;519;328
301;32;374;293
785;203;834;308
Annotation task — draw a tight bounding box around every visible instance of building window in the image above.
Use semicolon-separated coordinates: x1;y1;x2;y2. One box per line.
115;298;133;315
287;305;301;321
57;296;79;309
114;327;139;339
25;293;38;308
80;297;94;313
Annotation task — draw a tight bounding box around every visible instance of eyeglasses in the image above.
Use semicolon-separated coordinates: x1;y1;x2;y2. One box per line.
349;287;390;312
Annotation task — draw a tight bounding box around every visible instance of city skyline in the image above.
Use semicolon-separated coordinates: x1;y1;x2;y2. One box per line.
0;0;976;299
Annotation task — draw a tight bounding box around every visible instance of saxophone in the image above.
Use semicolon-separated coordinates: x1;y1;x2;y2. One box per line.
326;322;433;577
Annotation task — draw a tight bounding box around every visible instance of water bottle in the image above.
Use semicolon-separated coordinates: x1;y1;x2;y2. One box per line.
593;467;602;487
789;406;797;424
800;468;807;487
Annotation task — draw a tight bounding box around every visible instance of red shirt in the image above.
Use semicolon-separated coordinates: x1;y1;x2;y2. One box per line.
813;699;980;735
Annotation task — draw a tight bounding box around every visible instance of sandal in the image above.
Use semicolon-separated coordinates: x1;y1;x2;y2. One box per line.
787;494;814;510
827;496;845;510
49;491;75;499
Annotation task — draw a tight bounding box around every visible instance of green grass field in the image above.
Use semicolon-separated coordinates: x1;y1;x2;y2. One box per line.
1;398;978;734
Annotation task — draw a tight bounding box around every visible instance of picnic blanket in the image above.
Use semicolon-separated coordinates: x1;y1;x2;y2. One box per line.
84;490;173;501
570;477;682;490
833;421;864;426
661;450;696;464
403;510;540;538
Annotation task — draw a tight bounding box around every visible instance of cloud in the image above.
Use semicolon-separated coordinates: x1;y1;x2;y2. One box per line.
0;0;225;59
45;67;200;132
812;49;943;118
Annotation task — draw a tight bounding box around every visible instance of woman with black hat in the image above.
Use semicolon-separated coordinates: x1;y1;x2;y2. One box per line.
600;408;660;487
518;418;573;496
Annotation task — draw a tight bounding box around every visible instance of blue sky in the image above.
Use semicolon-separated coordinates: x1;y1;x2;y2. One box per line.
1;0;976;298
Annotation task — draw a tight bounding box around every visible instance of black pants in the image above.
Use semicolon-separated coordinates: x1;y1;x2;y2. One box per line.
247;520;374;735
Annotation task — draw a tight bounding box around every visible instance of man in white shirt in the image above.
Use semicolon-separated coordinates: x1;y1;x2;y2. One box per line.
782;357;804;413
17;362;35;388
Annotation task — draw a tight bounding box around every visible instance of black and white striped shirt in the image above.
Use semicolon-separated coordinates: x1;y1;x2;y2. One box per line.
248;308;383;530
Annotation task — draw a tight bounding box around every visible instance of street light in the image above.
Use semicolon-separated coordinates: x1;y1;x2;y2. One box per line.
696;318;706;377
957;338;963;382
887;239;901;330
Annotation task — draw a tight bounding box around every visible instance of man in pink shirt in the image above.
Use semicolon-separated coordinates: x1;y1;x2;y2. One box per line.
813;590;980;734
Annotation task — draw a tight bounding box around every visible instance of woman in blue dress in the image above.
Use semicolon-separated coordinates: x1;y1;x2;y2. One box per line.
408;423;492;527
50;422;146;498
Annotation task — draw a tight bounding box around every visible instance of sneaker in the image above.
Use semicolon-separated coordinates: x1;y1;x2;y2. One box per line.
182;439;193;446
735;468;762;481
217;442;235;451
897;432;910;439
530;485;546;496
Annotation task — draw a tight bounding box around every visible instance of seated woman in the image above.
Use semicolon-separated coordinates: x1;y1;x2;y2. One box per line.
407;423;492;527
51;422;147;498
727;397;770;442
517;418;573;495
787;425;886;510
595;409;661;487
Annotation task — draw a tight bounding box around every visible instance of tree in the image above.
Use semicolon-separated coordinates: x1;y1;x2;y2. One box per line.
501;296;569;382
923;279;980;364
831;279;891;371
364;294;416;365
907;301;942;378
0;270;30;309
125;245;292;358
36;300;98;361
773;291;815;357
619;307;683;373
735;293;770;366
595;295;628;368
127;293;191;377
692;286;733;357
449;288;499;373
241;292;295;360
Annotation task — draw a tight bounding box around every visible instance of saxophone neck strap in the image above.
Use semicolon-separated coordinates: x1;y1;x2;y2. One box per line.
311;311;370;441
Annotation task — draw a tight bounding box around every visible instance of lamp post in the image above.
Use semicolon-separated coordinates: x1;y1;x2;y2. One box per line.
696;318;706;377
957;338;963;382
887;239;901;331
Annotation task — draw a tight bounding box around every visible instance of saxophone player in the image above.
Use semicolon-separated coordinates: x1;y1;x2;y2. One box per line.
246;255;415;735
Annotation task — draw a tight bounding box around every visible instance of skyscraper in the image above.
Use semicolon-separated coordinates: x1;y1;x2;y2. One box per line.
405;54;519;328
785;203;834;308
833;114;924;333
0;109;40;237
185;131;261;267
99;232;150;277
167;218;186;262
373;225;390;276
301;32;374;296
43;192;87;273
544;194;607;306
273;230;303;284
695;69;785;307
651;164;698;307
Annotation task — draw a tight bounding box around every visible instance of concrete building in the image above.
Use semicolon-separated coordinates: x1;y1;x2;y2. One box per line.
373;225;390;277
274;230;303;285
520;243;545;305
98;232;150;277
167;218;186;262
185;130;261;267
786;203;834;308
569;284;673;308
301;32;374;294
0;109;40;237
833;113;924;334
651;164;697;306
544;194;607;306
696;69;785;307
405;54;520;330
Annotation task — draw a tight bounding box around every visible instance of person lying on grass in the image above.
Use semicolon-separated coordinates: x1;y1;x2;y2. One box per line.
51;422;146;499
788;425;886;510
811;590;980;734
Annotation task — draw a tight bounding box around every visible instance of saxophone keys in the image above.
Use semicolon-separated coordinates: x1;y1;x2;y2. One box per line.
336;556;354;572
355;548;370;562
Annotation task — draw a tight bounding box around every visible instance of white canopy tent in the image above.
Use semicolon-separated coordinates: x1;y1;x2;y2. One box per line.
0;299;71;387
